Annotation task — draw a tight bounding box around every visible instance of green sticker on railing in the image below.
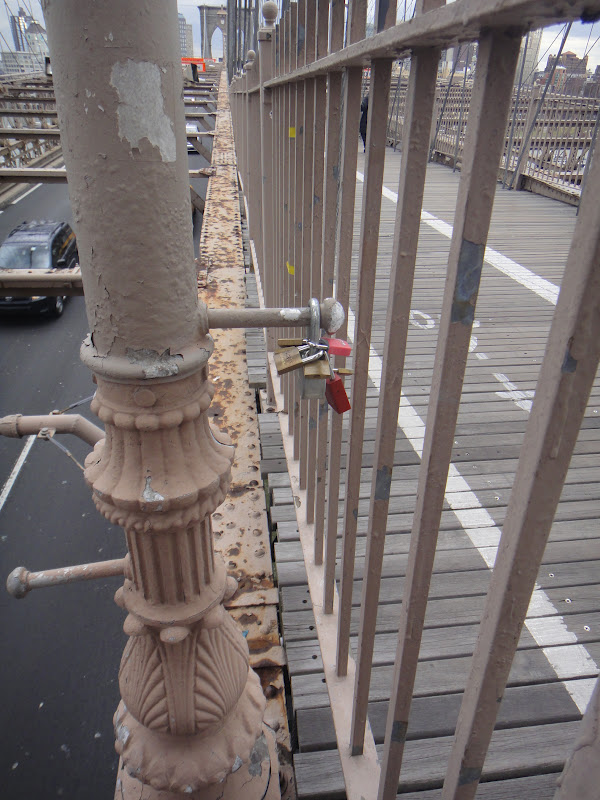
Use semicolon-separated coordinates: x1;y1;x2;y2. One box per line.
286;261;295;275
289;126;296;138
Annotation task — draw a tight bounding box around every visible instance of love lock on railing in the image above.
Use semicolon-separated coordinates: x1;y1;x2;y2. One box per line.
274;297;352;412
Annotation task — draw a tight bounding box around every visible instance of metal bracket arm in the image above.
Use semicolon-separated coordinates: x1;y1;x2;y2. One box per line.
0;413;104;446
7;557;128;598
0;274;345;334
207;297;344;332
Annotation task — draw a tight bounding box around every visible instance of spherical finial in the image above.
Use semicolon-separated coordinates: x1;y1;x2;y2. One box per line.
6;566;29;599
262;1;278;26
246;49;256;64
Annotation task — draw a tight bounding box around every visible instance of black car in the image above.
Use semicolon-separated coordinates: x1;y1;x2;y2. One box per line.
0;221;79;317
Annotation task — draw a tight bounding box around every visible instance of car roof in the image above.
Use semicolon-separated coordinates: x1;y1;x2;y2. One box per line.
3;221;69;245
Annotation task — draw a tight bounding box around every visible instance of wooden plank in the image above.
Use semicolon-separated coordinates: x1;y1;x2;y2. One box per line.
285;611;600;676
293;721;582;798
396;773;560;800
291;640;600;711
282;584;600;643
297;679;585;751
281;559;600;612
276;539;600;587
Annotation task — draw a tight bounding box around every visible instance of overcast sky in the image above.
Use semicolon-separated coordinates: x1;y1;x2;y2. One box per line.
0;2;598;72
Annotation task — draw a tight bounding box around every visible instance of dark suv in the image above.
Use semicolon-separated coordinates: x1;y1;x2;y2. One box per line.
0;221;79;317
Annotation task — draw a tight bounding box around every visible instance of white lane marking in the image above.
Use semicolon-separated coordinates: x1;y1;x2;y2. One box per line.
493;372;535;413
11;184;42;205
0;436;36;514
347;308;597;713
357;171;560;306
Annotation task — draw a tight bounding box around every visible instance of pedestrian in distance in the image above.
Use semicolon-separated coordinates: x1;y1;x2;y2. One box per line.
360;94;368;152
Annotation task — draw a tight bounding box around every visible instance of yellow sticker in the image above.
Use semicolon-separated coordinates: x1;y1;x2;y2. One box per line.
289;127;296;139
286;261;295;275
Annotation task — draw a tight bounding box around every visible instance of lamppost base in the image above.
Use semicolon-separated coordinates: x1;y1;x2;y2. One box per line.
115;724;280;800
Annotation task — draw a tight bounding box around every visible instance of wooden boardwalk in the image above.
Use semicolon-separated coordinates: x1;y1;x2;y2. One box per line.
264;150;600;798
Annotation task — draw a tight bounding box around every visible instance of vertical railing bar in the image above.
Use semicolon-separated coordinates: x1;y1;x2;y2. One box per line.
277;16;286;406
324;0;366;622
336;0;396;674
314;0;340;565
259;5;277;397
350;0;443;763
292;0;305;461
322;10;356;594
299;0;315;492
286;5;297;433
303;0;321;518
441;72;600;800
375;29;521;800
305;1;327;526
273;24;282;347
249;52;262;257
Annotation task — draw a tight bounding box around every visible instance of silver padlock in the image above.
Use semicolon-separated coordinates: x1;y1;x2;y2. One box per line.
298;298;327;400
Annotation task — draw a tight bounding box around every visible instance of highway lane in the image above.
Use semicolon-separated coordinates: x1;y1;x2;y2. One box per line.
0;151;209;797
0;184;125;797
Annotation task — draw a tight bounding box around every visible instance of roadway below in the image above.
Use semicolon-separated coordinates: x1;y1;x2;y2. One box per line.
0;152;207;798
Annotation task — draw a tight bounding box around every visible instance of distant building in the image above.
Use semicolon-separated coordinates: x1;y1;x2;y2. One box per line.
25;21;49;58
583;65;600;98
1;50;45;75
9;6;32;52
543;50;589;95
515;28;542;86
178;13;194;57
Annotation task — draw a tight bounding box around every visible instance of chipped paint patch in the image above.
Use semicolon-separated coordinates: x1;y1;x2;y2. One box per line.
231;755;244;773
248;733;269;776
126;347;183;378
116;723;130;746
143;476;164;503
451;239;484;325
280;307;301;321
374;465;392;501
110;60;176;162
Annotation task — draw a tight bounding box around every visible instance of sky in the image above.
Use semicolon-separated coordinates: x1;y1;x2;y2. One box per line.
0;1;225;60
0;2;598;73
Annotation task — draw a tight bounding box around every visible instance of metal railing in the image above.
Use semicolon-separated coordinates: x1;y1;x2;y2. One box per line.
387;76;600;199
230;1;600;798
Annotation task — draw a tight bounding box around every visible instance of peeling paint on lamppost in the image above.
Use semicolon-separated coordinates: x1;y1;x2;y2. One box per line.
41;1;267;796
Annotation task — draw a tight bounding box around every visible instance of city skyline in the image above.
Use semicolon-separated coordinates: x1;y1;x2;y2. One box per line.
0;3;598;74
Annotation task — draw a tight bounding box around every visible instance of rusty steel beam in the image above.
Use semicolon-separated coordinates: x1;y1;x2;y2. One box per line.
0;167;66;182
0;268;83;294
41;1;271;797
0;108;58;117
0;166;213;182
0;128;61;138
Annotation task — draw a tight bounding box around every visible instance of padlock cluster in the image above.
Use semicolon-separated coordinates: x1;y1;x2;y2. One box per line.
274;337;352;414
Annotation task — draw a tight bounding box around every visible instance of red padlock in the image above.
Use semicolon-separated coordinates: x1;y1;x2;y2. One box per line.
325;375;351;413
322;337;352;357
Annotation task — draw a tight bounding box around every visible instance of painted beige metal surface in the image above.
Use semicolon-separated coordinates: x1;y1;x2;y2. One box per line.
42;1;271;795
441;81;600;800
268;351;381;800
229;1;600;799
264;0;600;86
340;58;394;694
